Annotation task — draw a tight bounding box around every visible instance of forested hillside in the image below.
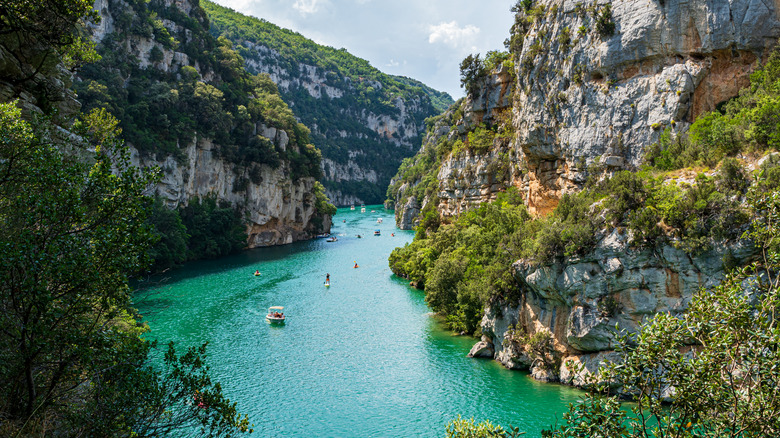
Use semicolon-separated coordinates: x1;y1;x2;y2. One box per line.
202;0;453;205
75;0;335;268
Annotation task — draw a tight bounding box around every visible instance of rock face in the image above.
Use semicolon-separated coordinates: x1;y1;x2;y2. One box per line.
477;230;756;386
513;0;780;215
131;134;324;247
393;0;780;224
86;0;330;247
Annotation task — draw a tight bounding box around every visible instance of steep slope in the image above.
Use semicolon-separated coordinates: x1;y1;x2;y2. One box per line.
77;0;332;249
392;0;780;224
202;0;453;206
388;0;780;385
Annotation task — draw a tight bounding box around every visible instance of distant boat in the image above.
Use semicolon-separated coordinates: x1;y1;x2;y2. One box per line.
350;205;355;210
377;218;383;224
374;229;381;236
266;306;285;324
360;204;366;213
326;236;338;242
315;233;329;239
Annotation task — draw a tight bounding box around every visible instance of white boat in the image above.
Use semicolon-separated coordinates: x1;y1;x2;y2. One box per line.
360;204;366;213
377;218;383;224
326;236;338;242
350;205;355;210
266;306;285;324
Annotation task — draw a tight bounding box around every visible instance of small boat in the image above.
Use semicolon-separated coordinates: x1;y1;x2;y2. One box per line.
350;205;355;210
376;218;383;224
374;229;381;236
326;236;338;242
360;204;366;213
266;306;285;324
315;233;330;239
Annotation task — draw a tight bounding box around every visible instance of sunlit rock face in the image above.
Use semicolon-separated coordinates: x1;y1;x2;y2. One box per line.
513;0;780;215
478;230;756;386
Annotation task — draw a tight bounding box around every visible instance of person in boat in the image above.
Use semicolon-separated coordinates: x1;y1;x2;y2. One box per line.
326;273;330;284
254;270;260;276
354;262;359;268
356;234;362;238
391;233;395;237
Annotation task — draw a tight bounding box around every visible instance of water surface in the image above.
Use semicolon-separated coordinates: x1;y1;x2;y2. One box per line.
136;206;581;437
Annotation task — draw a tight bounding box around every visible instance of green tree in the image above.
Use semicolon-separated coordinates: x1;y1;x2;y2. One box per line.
0;101;251;436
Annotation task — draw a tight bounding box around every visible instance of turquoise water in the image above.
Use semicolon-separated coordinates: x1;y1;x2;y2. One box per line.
135;206;582;437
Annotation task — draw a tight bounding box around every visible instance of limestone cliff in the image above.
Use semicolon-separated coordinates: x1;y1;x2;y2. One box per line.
471;230;755;385
203;0;453;206
392;0;780;225
80;0;331;248
513;0;780;215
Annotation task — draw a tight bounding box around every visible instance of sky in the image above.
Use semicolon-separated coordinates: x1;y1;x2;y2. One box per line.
209;0;516;99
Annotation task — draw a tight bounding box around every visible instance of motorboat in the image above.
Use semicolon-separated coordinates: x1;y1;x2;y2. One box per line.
326;236;338;242
374;229;381;236
266;306;285;324
360;204;366;213
377;218;383;224
315;233;329;239
350;205;355;210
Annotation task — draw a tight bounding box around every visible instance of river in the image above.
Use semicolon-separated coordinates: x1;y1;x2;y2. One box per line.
135;206;582;437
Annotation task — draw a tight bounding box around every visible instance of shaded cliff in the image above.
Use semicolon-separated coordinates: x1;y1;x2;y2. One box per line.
202;0;452;206
78;0;332;248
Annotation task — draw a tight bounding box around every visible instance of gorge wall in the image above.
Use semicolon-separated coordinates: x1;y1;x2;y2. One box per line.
470;230;756;385
393;0;780;226
82;0;330;248
203;0;452;206
389;0;780;384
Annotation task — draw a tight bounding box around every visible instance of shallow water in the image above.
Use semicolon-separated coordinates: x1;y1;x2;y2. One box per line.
135;206;581;437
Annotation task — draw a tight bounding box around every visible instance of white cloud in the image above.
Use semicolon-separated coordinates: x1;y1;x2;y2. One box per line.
293;0;323;15
428;21;480;51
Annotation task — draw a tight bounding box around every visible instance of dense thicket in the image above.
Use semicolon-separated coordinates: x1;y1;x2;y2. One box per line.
0;102;250;436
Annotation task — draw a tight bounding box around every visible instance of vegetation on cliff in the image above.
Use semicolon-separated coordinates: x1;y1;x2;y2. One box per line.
76;0;322;182
542;187;780;438
202;0;453;204
391;45;780;336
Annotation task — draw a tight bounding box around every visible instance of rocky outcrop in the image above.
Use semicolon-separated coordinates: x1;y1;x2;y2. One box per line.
513;0;780;215
131;131;325;248
475;229;756;387
393;0;780;226
86;0;330;248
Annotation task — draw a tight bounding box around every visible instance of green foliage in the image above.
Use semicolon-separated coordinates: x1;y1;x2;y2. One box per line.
180;196;248;261
147;197;189;272
76;0;322;182
594;4;616;38
446;415;524;438
0;101;250;436
647;46;780;171
391;162;753;332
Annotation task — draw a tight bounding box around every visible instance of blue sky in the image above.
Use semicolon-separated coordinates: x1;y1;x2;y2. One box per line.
209;0;516;99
